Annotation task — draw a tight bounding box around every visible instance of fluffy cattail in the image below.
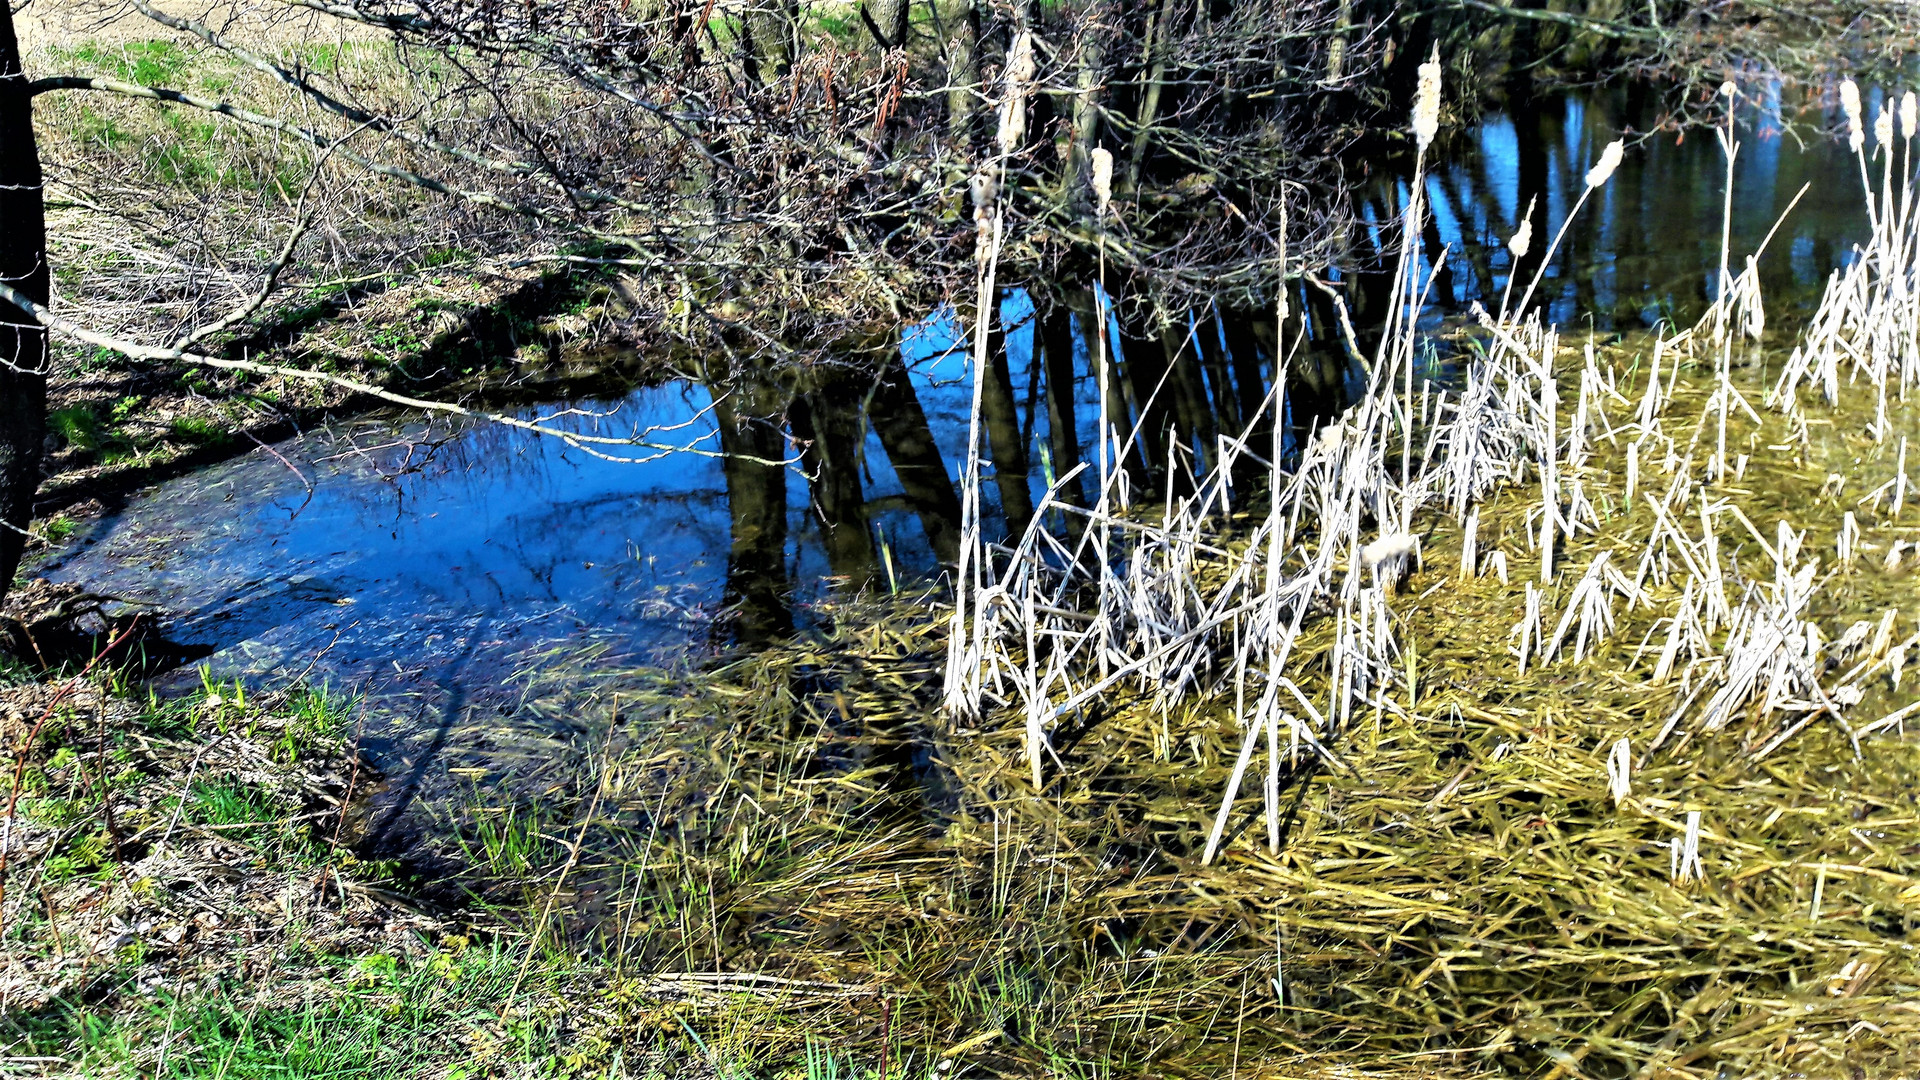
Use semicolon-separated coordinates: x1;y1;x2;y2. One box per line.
996;97;1027;156
1412;49;1441;151
1005;31;1036;88
1904;91;1918;140
995;32;1036;157
1508;197;1536;259
1877;104;1896;152
1357;532;1422;590
1842;80;1864;153
1089;147;1114;219
1584;139;1624;189
970;171;998;222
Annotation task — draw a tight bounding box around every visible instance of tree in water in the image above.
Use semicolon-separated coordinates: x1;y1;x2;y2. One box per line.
0;3;46;610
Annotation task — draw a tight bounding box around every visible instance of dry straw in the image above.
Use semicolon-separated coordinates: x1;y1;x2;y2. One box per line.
921;62;1920;1079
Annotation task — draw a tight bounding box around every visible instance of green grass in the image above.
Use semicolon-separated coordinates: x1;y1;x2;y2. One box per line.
63;92;309;192
41;828;115;884
417;245;472;269
275;684;356;763
18;678;358;883
11;945;565;1079
49;400;147;464
60;40;194;86
48;404;105;449
455;799;565;882
186;778;287;830
40;513;79;543
168;416;230;446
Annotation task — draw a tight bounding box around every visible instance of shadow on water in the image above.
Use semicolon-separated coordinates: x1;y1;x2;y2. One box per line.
40;84;1883;851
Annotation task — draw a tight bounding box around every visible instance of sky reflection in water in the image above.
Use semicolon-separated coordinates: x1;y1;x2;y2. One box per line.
40;89;1890;826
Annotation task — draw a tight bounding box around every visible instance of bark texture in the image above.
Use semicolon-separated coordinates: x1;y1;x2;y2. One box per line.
0;5;46;611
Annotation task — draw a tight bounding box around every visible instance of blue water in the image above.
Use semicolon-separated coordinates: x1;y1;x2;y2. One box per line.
1371;85;1872;330
36;86;1897;833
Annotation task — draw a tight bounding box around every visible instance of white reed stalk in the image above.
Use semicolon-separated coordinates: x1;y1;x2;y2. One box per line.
1460;507;1479;580
1897;437;1910;517
1671;810;1705;884
1626;439;1640;503
1514;584;1543;674
1606;738;1631;807
1540;358;1558;582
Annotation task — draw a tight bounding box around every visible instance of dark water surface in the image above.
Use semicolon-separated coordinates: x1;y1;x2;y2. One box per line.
41;87;1886;836
1370;84;1871;330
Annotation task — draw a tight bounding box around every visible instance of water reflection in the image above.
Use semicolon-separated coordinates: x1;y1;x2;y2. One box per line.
38;85;1892;843
1372;84;1871;329
54;391;734;650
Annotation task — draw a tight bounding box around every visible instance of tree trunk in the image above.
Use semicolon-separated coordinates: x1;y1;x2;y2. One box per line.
1118;317;1173;494
0;5;47;613
979;297;1034;538
1194;314;1243;437
866;348;962;566
790;375;877;586
1287;308;1351;438
1066;288;1139;492
1125;0;1170;193
1220;313;1271;436
1508;75;1554;314
946;0;981;150
1066;4;1110;218
713;383;792;646
861;0;910;49
1038;301;1086;516
1162;320;1216;480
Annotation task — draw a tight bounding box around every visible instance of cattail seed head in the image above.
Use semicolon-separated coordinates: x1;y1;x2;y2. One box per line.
1841;80;1865;152
1877;104;1896;151
1089;147;1114;219
1413;49;1441;151
970;171;998;220
1903;91;1917;140
995;32;1036;157
996;97;1027;156
1584;139;1624;189
1005;31;1036;89
1508;211;1533;260
1508;219;1533;260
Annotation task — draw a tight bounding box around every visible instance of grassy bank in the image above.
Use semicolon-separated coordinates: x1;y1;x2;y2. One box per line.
19;28;660;533
0;662;667;1078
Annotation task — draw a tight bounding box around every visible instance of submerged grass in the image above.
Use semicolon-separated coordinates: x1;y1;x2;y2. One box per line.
10;39;1920;1075
24;328;1915;1076
386;327;1919;1079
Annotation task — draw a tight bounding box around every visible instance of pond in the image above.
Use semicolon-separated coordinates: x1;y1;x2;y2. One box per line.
1396;83;1869;328
39;83;1882;843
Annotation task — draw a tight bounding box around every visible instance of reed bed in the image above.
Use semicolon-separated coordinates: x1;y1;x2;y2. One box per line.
896;64;1920;1075
474;314;1920;1073
392;71;1920;1078
489;484;1920;1076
